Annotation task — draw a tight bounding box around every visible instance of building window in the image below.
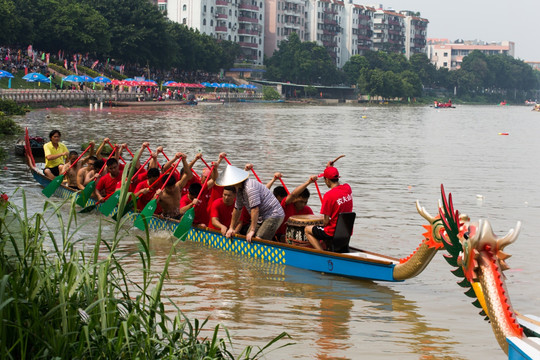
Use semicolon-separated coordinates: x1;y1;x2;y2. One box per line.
443;62;448;67
210;19;213;26
182;18;186;24
203;19;206;25
211;6;213;13
204;5;206;12
183;5;186;11
443;52;448;57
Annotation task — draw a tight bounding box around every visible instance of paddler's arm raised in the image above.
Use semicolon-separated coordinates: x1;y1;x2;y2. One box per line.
174;153;192;190
265;172;283;190
284;175;318;205
95;137;109;160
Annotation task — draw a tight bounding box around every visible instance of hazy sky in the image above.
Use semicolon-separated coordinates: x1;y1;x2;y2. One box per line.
382;1;540;61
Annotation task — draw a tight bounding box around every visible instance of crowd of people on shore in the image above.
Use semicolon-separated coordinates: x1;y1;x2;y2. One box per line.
1;45;221;86
42;130;354;251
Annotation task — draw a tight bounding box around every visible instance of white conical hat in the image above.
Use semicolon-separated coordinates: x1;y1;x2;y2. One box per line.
216;164;249;186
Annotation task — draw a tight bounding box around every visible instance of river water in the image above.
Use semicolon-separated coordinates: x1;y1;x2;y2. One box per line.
2;103;540;359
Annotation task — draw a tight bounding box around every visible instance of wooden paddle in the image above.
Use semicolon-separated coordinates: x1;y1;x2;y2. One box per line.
278;177;290;195
76;147;117;208
99;151;153;217
133;156;182;231
173;164;215;240
42;143;92;198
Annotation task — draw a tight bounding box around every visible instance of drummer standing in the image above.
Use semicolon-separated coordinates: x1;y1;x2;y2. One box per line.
305;166;353;251
217;165;285;242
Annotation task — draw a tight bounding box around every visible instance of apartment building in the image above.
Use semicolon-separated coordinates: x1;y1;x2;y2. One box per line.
160;1;427;67
264;0;307;58
400;10;428;59
426;39;515;70
167;0;265;65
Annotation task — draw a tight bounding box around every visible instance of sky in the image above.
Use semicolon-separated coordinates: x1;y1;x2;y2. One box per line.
380;1;540;61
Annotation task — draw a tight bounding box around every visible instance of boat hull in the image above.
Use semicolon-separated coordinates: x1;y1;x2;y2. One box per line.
29;168;401;282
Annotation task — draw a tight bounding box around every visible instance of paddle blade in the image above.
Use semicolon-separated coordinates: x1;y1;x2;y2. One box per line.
112;195;135;221
99;190;120;216
76;181;95;207
173;208;194;241
134;199;157;230
42;174;64;197
78;204;97;213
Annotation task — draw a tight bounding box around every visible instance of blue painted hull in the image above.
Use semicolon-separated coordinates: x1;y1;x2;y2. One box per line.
30;168;400;282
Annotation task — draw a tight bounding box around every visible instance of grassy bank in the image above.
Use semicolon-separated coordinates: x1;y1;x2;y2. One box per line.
0;160;291;359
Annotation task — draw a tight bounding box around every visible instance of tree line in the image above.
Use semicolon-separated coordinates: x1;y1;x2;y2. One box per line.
266;33;540;101
0;0;241;72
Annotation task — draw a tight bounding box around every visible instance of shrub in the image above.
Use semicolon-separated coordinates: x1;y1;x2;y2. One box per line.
0;114;22;136
48;63;73;76
0;99;28;115
262;86;280;100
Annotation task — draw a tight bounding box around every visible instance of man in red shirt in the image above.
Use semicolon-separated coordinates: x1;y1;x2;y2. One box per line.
275;175;317;241
208;186;243;235
179;183;210;226
133;167;161;211
96;157;125;201
305;166;353;251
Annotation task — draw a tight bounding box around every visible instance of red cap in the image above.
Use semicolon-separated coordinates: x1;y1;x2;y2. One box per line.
321;166;340;180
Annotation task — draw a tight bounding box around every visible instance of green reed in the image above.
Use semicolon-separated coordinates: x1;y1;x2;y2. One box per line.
0;157;291;359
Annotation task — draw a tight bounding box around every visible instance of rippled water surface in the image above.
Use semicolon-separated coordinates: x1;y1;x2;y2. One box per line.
2;103;540;359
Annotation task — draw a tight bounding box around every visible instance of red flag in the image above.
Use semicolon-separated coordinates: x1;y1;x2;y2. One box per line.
24;66;28;75
91;60;99;69
45;53;50;65
64;59;68;70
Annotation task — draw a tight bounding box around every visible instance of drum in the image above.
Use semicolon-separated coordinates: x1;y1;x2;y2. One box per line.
286;214;324;247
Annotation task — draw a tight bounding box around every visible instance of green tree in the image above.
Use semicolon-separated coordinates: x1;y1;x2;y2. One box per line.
342;55;369;85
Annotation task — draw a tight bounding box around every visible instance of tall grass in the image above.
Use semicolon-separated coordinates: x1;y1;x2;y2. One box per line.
0;158;291;359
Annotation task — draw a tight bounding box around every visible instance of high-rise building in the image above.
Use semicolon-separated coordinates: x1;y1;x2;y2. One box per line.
264;0;307;58
167;0;265;65
160;1;427;67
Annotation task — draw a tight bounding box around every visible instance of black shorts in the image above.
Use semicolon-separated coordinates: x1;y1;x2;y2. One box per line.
47;165;61;176
312;225;333;242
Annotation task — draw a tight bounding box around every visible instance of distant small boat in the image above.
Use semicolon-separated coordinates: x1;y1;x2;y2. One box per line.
433;100;455;109
14;136;45;157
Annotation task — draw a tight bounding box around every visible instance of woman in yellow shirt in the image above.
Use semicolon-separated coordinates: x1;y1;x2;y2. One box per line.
43;129;69;179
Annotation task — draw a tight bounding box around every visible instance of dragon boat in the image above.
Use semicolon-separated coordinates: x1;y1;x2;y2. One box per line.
24;136;447;283
438;186;540;360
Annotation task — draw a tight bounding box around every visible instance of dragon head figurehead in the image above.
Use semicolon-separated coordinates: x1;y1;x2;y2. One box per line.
439;185;523;353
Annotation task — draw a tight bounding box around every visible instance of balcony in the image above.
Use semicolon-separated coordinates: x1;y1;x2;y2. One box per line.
239;16;258;23
216;0;228;5
239;42;258;48
216;13;228;19
239;3;259;11
238;28;259;35
215;26;228;32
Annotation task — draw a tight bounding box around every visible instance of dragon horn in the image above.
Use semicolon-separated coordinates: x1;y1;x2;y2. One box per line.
498;221;522;251
416;200;436;223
